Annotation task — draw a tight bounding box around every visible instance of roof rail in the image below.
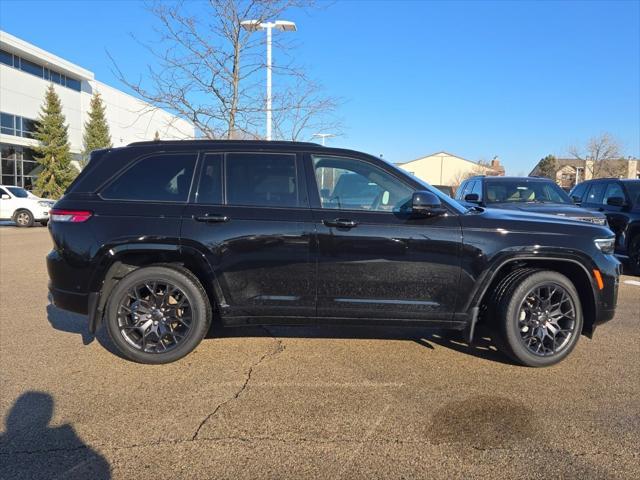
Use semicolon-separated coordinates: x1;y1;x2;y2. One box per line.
127;139;321;147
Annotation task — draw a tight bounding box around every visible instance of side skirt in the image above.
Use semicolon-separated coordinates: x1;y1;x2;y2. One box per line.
222;315;468;330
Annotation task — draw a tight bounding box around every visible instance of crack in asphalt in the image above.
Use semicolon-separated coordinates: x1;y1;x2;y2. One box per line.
190;326;285;441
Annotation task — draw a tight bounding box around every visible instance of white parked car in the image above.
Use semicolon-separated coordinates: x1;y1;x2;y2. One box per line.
0;185;55;227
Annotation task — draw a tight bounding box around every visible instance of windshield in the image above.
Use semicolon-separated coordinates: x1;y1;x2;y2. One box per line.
623;181;640;206
485;179;572;204
6;187;29;198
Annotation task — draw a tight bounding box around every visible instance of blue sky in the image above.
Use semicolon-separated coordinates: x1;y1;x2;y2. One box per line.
1;0;638;174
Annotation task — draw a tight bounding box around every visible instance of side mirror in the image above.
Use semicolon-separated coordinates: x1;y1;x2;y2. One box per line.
412;190;447;217
1;194;10;200
464;193;480;203
571;195;582;204
606;196;625;207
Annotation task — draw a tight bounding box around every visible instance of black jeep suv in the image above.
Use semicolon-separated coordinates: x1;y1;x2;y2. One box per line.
455;176;608;226
47;141;620;367
569;178;640;274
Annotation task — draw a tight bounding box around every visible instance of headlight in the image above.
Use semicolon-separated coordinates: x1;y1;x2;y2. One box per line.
38;201;54;207
594;237;615;254
576;216;607;226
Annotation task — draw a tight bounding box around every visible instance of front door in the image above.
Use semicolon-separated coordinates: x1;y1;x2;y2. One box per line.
180;151;316;321
307;154;463;322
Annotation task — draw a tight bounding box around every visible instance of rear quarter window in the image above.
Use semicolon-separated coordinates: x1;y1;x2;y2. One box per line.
101;153;197;202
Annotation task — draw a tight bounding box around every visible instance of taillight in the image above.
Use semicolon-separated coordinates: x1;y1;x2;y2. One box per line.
49;209;93;223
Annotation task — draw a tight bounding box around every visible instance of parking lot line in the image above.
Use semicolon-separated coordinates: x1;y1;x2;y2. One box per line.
623;280;640;286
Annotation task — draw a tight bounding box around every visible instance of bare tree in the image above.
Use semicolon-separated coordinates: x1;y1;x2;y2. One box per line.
450;166;483;189
110;0;341;140
271;77;343;141
569;133;626;178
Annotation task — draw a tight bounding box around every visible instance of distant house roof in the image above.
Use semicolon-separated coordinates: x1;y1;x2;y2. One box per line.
397;151;479;167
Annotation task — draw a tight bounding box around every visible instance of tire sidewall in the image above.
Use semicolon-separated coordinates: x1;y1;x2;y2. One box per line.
502;271;583;367
105;266;210;364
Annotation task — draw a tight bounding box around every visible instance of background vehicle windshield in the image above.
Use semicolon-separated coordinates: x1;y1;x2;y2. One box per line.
485;180;572;204
6;187;29;198
623;181;640;206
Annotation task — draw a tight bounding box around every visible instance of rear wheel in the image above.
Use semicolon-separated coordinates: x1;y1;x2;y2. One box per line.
496;270;583;367
105;266;211;364
14;210;34;228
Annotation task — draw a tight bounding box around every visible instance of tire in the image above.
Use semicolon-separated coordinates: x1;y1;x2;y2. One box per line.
13;209;34;228
40;220;49;227
495;270;583;367
105;266;211;364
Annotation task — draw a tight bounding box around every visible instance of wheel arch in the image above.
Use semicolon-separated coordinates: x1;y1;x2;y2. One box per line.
471;256;598;337
88;243;223;332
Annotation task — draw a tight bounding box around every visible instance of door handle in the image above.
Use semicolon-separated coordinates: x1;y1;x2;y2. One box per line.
323;218;358;228
194;214;229;223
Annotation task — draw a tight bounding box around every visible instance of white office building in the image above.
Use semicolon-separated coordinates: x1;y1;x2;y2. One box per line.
0;30;195;188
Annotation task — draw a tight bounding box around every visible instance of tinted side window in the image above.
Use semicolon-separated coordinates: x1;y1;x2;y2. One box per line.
584;182;606;204
196;154;223;204
602;182;625;204
570;183;587;202
226;153;299;207
312;155;413;212
102;153;196;202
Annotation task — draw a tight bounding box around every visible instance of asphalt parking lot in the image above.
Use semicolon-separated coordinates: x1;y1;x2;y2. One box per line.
0;226;638;479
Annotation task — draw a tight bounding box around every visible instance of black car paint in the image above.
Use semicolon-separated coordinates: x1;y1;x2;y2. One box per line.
47;141;619;338
570;179;640;263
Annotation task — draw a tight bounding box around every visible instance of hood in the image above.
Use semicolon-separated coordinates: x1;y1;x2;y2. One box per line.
484;202;607;224
464;206;613;237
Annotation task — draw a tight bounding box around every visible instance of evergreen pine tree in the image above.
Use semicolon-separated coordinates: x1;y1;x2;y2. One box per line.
34;85;76;199
82;91;112;166
535;155;558;180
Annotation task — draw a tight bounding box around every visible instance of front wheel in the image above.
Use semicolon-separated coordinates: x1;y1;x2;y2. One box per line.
14;210;34;227
105;266;211;364
496;270;583;367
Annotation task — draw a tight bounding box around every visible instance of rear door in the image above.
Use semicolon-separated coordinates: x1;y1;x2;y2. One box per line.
180;151;316;321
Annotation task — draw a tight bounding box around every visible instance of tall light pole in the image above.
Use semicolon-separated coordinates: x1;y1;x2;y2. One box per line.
240;19;297;141
312;133;335;146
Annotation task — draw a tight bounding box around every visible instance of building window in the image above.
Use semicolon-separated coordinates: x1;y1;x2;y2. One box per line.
0;48;82;92
0;49;12;66
0;112;39;138
0;143;39;188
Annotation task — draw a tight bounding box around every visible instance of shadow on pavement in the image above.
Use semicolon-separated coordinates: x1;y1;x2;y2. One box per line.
208;322;516;366
46;302;124;359
46;297;514;365
0;391;110;480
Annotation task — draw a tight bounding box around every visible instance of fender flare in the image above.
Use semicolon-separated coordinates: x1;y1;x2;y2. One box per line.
465;251;598;314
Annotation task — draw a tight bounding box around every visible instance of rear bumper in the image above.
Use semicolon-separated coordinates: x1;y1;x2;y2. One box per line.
48;285;89;315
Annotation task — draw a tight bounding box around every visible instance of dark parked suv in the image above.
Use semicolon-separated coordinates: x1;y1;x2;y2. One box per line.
47;141;620;367
455;176;608;225
569;178;640;273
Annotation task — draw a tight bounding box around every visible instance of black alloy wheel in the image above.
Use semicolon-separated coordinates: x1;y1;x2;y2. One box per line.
105;266;211;364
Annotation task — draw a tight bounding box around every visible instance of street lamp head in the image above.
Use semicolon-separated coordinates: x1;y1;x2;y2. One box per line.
274;20;297;32
240;20;261;31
